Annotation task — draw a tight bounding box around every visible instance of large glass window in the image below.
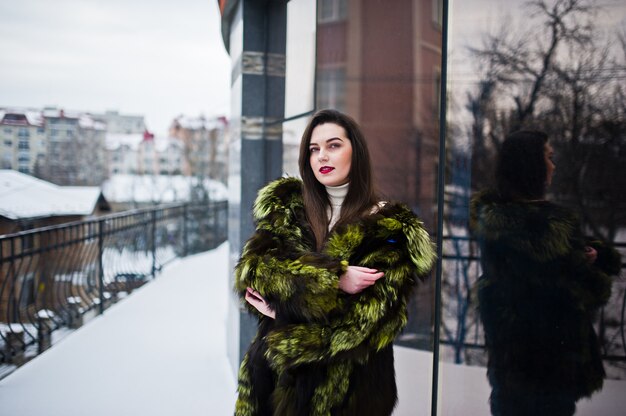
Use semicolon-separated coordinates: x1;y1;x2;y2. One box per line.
313;1;444;414
440;0;626;413
318;0;347;23
316;66;346;111
274;0;626;413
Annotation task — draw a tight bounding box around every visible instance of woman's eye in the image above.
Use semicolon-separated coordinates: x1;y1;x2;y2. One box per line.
330;143;340;149
310;148;319;153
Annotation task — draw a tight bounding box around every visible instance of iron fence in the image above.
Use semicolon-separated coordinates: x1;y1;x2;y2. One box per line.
0;201;227;367
440;235;626;375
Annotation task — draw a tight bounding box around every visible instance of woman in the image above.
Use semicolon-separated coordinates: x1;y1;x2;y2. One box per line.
234;109;436;415
470;130;621;416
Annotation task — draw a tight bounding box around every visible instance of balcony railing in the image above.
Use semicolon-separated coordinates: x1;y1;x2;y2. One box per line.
0;201;227;369
440;235;626;377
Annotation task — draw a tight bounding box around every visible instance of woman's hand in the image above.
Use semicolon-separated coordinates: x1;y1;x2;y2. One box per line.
339;266;385;294
584;246;598;264
245;287;276;319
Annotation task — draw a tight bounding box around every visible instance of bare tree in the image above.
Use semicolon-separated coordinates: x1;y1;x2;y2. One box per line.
466;0;626;241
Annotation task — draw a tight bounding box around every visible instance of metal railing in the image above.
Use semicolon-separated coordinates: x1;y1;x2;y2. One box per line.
0;201;227;367
439;235;626;371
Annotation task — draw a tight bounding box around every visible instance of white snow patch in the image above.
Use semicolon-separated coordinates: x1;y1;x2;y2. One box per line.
0;170;102;220
0;243;236;416
101;173;228;204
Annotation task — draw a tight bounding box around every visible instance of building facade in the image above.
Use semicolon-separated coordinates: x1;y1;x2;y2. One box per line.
39;108;107;186
169;115;229;184
0;110;46;175
93;110;146;135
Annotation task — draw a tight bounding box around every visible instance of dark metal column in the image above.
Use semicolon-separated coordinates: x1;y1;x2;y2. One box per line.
221;0;287;375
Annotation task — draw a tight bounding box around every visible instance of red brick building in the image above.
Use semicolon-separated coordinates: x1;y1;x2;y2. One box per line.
317;0;443;229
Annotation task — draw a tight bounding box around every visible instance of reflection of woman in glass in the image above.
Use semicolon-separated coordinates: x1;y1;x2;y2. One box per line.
234;109;435;415
471;130;621;416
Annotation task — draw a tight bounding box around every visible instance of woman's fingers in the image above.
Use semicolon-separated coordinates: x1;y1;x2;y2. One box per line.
350;265;379;273
246;287;265;302
244;290;276;319
360;271;384;282
339;267;385;294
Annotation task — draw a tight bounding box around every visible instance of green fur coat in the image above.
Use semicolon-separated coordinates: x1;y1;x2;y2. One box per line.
234;177;435;416
470;190;621;415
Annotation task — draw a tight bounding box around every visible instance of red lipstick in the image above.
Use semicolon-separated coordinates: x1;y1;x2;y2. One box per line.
319;166;334;174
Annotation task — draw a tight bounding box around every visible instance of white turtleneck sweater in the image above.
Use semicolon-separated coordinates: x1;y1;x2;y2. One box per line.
326;182;349;230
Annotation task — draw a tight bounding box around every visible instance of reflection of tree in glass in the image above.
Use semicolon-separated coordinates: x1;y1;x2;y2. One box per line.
462;0;625;376
468;0;625;239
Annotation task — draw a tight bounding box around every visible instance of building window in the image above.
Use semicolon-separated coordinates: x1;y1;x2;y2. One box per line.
4;139;12;147
432;0;443;28
2;153;12;169
17;128;30;139
18;155;30;163
18;140;30;150
3;127;12;134
318;0;347;23
316;66;346;112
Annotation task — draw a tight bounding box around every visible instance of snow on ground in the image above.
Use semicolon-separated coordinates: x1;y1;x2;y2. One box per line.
1;241;624;416
393;346;626;416
0;243;236;416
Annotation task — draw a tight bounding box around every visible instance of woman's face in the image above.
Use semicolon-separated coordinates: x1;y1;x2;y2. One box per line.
544;142;555;186
309;122;353;187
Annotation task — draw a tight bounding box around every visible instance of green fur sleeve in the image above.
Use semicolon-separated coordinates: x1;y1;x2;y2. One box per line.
234;239;346;322
262;213;436;372
235;177;348;321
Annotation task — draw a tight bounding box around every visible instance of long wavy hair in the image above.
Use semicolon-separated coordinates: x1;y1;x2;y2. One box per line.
298;109;378;249
496;130;549;200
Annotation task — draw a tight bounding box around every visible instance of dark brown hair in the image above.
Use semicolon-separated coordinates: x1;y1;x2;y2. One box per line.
496;130;549;200
298;109;378;249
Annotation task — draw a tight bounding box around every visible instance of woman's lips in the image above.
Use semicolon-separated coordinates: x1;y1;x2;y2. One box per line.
319;166;334;174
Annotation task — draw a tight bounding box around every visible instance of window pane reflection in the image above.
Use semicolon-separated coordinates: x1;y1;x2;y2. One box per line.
315;1;443;414
443;0;626;413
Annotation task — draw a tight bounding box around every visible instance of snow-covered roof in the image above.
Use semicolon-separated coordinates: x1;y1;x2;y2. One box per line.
0;170;103;220
42;108;81;119
172;115;227;131
102;174;228;204
105;133;144;151
0;108;44;127
79;114;106;131
105;133;180;152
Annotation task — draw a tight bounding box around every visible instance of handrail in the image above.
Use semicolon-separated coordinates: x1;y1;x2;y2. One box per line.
436;235;626;370
0;200;228;369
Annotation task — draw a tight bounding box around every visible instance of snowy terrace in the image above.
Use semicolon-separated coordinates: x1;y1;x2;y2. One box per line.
1;243;624;415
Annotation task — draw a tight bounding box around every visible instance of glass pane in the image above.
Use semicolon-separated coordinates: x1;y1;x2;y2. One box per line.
442;0;626;414
283;0;317;176
315;1;443;414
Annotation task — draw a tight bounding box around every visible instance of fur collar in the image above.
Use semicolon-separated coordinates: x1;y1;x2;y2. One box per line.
252;176;435;275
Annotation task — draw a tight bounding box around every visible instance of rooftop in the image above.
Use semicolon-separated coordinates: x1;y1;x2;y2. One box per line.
0;170;104;221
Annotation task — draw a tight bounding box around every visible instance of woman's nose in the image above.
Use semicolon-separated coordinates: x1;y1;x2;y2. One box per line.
318;150;328;161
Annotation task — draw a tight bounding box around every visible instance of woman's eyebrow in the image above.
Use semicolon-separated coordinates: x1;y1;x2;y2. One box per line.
326;137;343;143
310;137;343;147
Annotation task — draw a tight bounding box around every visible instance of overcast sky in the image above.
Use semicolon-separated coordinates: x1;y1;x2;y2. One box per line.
0;0;230;135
